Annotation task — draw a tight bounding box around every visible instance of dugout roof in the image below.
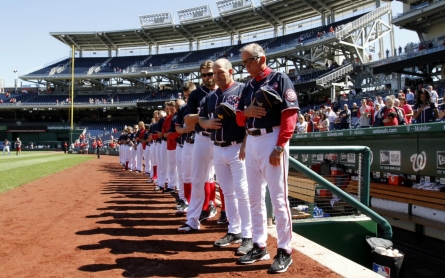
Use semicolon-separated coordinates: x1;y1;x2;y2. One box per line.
50;0;373;51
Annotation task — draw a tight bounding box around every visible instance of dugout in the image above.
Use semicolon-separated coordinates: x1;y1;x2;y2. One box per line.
0;124;83;150
289;122;445;242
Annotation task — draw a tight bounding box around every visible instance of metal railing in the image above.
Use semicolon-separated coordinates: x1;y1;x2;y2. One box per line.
286;146;392;239
336;5;391;39
316;63;355;87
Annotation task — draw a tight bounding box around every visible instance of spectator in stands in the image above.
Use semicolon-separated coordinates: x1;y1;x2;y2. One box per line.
374;96;385;107
357;98;372;128
325;106;336;131
338;104;351;129
350;103;359;128
405;88;415;104
398;46;402;55
398;93;413;124
386;49;389;58
439;95;445;120
374;96;406;126
329;26;334;34
317;113;329;132
394;48;397;56
312;111;321;132
442;40;445;46
333;112;341;130
427;85;439;104
413;88;439;123
373;103;381;123
295;114;308;134
304;114;314;133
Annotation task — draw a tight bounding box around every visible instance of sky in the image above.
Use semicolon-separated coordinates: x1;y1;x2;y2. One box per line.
0;0;417;88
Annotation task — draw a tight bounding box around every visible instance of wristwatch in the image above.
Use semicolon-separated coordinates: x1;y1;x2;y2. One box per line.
274;146;284;153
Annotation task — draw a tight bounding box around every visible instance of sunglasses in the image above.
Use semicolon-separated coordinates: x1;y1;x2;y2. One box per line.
242;56;260;65
201;72;214;78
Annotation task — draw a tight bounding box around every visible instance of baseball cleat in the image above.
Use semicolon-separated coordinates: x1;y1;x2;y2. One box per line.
217;211;228;224
163;188;175;194
238;243;270;264
214;233;242;247
175;203;188;215
236;238;253;255
209;205;217;218
269;249;292;273
178;224;196;233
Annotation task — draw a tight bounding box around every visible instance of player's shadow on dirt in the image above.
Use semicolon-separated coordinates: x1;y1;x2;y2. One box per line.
103;200;171;205
86;212;191;219
78;256;269;277
96;205;171;211
77;238;216;254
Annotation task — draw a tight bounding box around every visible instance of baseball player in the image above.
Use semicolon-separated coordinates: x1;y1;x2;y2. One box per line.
135;121;146;173
178;60;218;233
123;126;135;171
130;125;139;171
143;123;152;176
154;108;168;190
15;138;21;156
199;58;253;255
147;111;160;182
163;101;179;194
118;129;126;166
236;43;299;273
2;139;11;156
175;82;197;214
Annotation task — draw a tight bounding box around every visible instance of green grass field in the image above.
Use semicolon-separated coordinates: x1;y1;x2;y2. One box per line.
0;152;94;194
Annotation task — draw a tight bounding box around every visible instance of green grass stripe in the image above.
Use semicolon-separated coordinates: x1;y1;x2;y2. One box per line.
0;154;94;194
0;154;82;171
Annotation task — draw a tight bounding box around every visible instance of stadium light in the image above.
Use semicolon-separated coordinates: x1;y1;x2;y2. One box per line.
13;69;18;93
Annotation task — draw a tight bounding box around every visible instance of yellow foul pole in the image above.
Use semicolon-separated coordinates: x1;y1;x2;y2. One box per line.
70;45;75;130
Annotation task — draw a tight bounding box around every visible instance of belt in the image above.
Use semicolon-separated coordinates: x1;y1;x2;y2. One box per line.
186;139;195;144
161;137;167;141
178;144;184;148
199;131;211;138
246;127;274;136
214;141;242;147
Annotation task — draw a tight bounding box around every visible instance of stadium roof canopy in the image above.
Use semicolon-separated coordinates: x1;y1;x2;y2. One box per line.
50;0;374;51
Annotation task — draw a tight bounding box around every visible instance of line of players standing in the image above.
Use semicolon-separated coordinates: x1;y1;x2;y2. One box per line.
116;43;299;274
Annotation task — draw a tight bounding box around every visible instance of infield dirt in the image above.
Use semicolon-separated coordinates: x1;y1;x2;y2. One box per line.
0;155;340;277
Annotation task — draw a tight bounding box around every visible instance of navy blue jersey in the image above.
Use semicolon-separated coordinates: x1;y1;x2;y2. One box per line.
170;113;187;145
238;71;299;128
186;85;216;132
130;133;137;145
413;102;438;123
143;129;150;145
118;134;126;144
156;117;165;142
176;103;194;141
199;82;245;142
149;123;158;143
125;133;132;146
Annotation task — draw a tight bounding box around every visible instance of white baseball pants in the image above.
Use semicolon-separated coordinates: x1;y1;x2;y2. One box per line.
213;143;252;238
245;127;293;254
185;133;213;230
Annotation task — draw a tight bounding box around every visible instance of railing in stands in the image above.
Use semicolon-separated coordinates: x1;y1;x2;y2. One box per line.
22;56;70;76
316;63;355;87
336;4;391;39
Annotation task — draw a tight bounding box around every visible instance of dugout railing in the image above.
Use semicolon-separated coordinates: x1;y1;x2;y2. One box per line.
279;146;393;239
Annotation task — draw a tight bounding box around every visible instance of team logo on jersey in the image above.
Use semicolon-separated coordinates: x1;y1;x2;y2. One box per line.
256;101;263;107
284;89;297;102
272;82;279;90
226;95;239;108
